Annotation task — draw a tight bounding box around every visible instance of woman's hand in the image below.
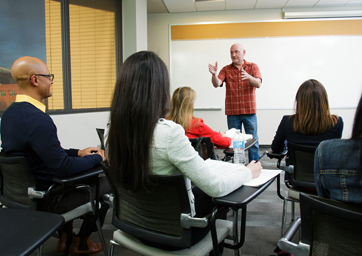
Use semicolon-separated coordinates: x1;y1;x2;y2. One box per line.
246;160;262;178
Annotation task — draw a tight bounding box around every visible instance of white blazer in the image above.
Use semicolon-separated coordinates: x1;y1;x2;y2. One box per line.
105;118;253;216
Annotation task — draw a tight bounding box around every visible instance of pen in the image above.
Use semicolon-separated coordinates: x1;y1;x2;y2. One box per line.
256;151;268;162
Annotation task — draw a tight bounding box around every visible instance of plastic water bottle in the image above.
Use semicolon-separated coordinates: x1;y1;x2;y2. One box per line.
233;129;245;165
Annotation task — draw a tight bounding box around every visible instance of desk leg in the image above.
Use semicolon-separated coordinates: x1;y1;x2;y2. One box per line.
233;209;240;256
95;176;108;256
96;218;108;256
223;206;246;253
277;174;284;200
239;206;247;249
93;176;99;218
211;206;230;256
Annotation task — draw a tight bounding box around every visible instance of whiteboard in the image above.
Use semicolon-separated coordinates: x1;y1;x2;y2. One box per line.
170;36;362;110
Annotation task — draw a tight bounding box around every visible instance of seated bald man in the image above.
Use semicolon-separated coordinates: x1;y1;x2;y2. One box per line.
0;56;110;256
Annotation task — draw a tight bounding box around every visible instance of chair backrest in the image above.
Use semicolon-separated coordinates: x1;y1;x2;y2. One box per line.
96;128;105;150
287;142;317;188
0;153;37;210
102;164;195;249
300;193;362;256
189;137;219;160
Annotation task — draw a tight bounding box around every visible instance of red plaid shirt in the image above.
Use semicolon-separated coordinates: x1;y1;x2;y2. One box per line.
218;60;262;115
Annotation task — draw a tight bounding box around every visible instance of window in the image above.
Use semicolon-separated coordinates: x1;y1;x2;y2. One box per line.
45;0;118;112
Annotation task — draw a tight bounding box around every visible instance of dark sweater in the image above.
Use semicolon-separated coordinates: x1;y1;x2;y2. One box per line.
0;102;102;190
271;115;343;165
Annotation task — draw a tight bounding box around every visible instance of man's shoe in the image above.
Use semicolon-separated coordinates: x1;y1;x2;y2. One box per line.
57;232;69;254
69;236;103;256
57;231;74;254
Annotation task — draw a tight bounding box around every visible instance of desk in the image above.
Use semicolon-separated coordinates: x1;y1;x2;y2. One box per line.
211;175;279;255
52;164;104;184
0;208;64;256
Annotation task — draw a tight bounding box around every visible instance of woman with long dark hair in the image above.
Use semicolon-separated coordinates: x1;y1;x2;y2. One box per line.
106;51;261;248
168;86;231;149
314;92;362;203
271;79;343;164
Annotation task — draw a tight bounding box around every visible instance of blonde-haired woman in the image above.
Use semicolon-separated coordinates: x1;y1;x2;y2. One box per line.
168;86;231;149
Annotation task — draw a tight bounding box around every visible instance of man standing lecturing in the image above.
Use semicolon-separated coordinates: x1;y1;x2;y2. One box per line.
208;43;262;162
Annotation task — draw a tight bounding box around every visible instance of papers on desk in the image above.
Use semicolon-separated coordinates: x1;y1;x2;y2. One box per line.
205;159;281;187
243;169;281;187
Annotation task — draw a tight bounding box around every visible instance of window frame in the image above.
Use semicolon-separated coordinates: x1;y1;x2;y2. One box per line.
46;0;122;115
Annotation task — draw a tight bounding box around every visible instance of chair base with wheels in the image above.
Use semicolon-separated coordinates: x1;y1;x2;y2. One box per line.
109;219;233;256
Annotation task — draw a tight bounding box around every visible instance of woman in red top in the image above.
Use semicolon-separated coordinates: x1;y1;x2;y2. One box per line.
168;87;231;149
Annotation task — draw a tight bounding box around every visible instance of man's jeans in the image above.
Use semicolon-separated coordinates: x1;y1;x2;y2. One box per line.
227;114;260;162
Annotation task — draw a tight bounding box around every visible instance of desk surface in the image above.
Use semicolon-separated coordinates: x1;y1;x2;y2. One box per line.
52;164;103;184
0;208;64;256
213;176;276;207
224;139;257;155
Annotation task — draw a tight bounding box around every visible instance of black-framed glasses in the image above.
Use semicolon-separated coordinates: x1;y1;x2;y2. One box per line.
33;74;54;81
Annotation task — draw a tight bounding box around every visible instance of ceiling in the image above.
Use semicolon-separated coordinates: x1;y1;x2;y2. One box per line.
147;0;362;14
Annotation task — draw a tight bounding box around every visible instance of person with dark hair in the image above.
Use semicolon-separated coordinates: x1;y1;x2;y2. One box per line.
270;79;344;256
271;79;343;165
0;56;110;255
168;86;231;149
106;51;262;249
314;92;362;203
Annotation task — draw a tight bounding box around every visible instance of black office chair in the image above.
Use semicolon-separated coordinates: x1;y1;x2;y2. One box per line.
0;153;108;256
278;193;362;256
267;142;318;235
101;163;234;256
189;137;219;160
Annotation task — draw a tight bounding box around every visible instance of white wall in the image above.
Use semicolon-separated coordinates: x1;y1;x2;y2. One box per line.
0;111;110;151
51;111;110;149
148;8;356;144
13;8;356;150
123;0;148;61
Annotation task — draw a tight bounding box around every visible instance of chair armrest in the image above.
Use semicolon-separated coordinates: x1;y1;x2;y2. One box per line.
28;187;45;199
103;193;114;208
267;149;288;169
280;165;294;174
180;213;208;229
277;217;310;256
267;149;288;160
